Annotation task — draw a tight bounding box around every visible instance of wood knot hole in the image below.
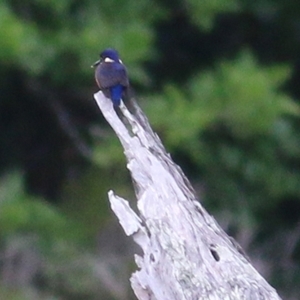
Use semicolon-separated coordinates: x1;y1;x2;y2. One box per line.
209;244;220;262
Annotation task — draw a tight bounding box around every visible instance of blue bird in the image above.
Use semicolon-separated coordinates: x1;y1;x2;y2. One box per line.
92;48;129;106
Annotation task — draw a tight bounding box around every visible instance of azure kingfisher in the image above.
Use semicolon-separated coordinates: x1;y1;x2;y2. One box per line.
92;48;129;106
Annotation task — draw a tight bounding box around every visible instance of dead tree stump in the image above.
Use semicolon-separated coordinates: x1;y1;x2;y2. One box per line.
94;91;281;300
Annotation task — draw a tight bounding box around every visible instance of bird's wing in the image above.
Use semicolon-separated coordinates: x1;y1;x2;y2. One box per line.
96;62;129;89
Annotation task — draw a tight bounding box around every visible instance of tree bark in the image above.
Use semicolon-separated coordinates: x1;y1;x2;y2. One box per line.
94;91;282;300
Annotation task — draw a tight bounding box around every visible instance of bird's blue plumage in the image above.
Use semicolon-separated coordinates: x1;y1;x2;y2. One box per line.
92;48;129;106
110;85;124;106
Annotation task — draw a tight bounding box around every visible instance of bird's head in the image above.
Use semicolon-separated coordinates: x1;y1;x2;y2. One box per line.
92;48;121;68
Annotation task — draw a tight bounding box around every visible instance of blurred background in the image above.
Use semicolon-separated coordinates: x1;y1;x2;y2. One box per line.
1;0;300;299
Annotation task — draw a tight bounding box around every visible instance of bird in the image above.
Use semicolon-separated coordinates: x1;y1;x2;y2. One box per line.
92;48;129;106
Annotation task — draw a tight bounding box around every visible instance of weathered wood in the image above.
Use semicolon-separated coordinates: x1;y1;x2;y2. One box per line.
94;91;282;300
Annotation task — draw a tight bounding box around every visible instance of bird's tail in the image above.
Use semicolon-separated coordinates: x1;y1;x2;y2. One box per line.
110;85;124;106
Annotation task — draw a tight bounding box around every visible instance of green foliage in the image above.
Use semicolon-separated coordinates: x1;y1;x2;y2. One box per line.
0;0;164;86
187;0;240;29
61;163;132;235
0;172;105;298
0;172;86;243
1;0;300;298
0;3;39;64
147;51;296;148
146;51;300;228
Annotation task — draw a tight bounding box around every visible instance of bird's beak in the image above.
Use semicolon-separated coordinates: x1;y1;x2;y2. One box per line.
91;60;100;68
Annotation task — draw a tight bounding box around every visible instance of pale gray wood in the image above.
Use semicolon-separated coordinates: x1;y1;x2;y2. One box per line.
94;91;282;300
